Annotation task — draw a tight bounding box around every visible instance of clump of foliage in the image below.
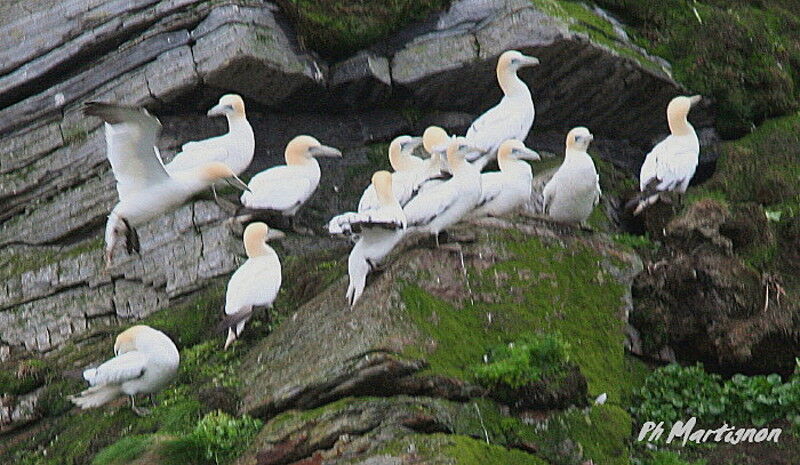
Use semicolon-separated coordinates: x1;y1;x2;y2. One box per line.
638;450;707;465
472;332;571;389
160;411;263;465
594;0;800;137
633;362;800;428
278;0;451;59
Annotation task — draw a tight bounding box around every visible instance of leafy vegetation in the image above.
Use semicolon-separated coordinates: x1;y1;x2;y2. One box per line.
638;450;707;465
471;332;571;389
633;363;800;429
158;411;263;465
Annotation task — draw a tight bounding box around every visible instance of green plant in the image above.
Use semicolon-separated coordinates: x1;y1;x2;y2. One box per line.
633;363;800;428
471;332;571;389
640;450;707;465
191;411;263;465
91;435;153;465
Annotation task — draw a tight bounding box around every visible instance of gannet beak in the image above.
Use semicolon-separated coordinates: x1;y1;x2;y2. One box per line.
402;137;423;151
309;145;343;158
207;104;233;117
514;147;541;161
266;228;286;241
521;55;540;67
224;175;251;192
689;95;702;106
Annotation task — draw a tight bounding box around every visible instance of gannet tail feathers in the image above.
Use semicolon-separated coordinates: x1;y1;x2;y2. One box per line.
346;255;370;308
69;384;123;409
625;179;662;215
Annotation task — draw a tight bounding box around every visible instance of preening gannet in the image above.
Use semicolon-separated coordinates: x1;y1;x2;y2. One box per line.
465;50;540;170
631;95;702;214
404;138;483;243
84;102;250;267
469;139;540;219
220;222;282;350
165;94;255;176
357;135;423;212
542;127;601;224
328;171;406;307
240;135;342;231
68;325;179;415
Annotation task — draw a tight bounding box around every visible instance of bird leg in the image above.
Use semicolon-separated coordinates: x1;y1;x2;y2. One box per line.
122;218;140;255
130;395;151;416
291;216;315;236
213;192;241;215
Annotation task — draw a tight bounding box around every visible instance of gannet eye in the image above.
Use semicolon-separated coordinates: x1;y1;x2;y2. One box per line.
511;58;520;65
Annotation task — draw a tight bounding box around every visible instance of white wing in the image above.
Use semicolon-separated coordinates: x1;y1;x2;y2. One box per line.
594;173;602;206
358;170;427;212
84;350;148;386
640;136;698;192
542;176;557;214
165;135;231;175
465;99;533;157
328;208;406;235
226;257;281;315
474;172;504;209
241;166;314;211
403;182;459;227
85;102;168;200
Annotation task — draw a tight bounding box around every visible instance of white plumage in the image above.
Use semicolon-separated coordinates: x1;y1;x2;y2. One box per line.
240;135;342;218
222;222;282;350
357;135;423;212
85;102;250;267
165;94;254;177
465;50;540;170
635;95;702;214
404;138;483;239
542;127;601;224
469;139;540;219
69;325;179;415
328;171;407;307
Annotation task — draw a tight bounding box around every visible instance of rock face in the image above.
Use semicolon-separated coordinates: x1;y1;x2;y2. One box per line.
0;0;704;358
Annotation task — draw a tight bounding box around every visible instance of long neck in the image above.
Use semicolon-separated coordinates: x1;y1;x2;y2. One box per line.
286;151;315;166
388;146;404;171
377;186;396;206
498;66;530;98
244;235;269;258
564;148;587;163
668;111;693;136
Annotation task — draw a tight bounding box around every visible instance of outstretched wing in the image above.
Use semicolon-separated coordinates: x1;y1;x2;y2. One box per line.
84;102;167;200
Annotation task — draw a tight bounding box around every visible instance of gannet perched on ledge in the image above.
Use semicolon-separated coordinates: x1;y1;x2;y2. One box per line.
465;50;540;170
357;135;423;212
220;222;282;350
328;171;407;307
404;138;483;244
69;325;179;416
469;139;540;219
630;95;702;215
84;102;250;267
542;127;600;225
240;135;342;232
165;94;254;177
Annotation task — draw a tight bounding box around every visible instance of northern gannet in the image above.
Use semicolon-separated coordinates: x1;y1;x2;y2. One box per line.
469;139;540;219
542;127;601;225
240;135;342;232
328;171;406;307
85;102;250;267
165;94;254;177
404;138;483;244
631;95;702;215
357;135;423;212
220;222;282;350
68;325;179;416
465;50;540;170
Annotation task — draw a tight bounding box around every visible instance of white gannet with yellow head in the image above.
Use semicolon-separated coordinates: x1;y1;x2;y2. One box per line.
69;325;179;416
240;135;342;231
403;137;483;244
165;94;254;177
469;139;540;219
465;50;540;170
542;127;601;224
632;95;702;214
357;135;423;212
85;102;250;267
328;171;406;306
220;222;282;350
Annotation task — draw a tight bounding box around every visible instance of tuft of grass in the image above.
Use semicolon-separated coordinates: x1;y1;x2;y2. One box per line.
471;332;571;389
91;435;153;465
159;411;263;465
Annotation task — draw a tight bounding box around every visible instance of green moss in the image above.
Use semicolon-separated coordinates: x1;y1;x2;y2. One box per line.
640;450;708;465
157;411;263;465
0;238;104;282
281;0;451;59
471;332;571;389
594;0;800;137
0;358;50;395
91;435;153;465
403;232;629;402
379;433;549;464
141;282;225;348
